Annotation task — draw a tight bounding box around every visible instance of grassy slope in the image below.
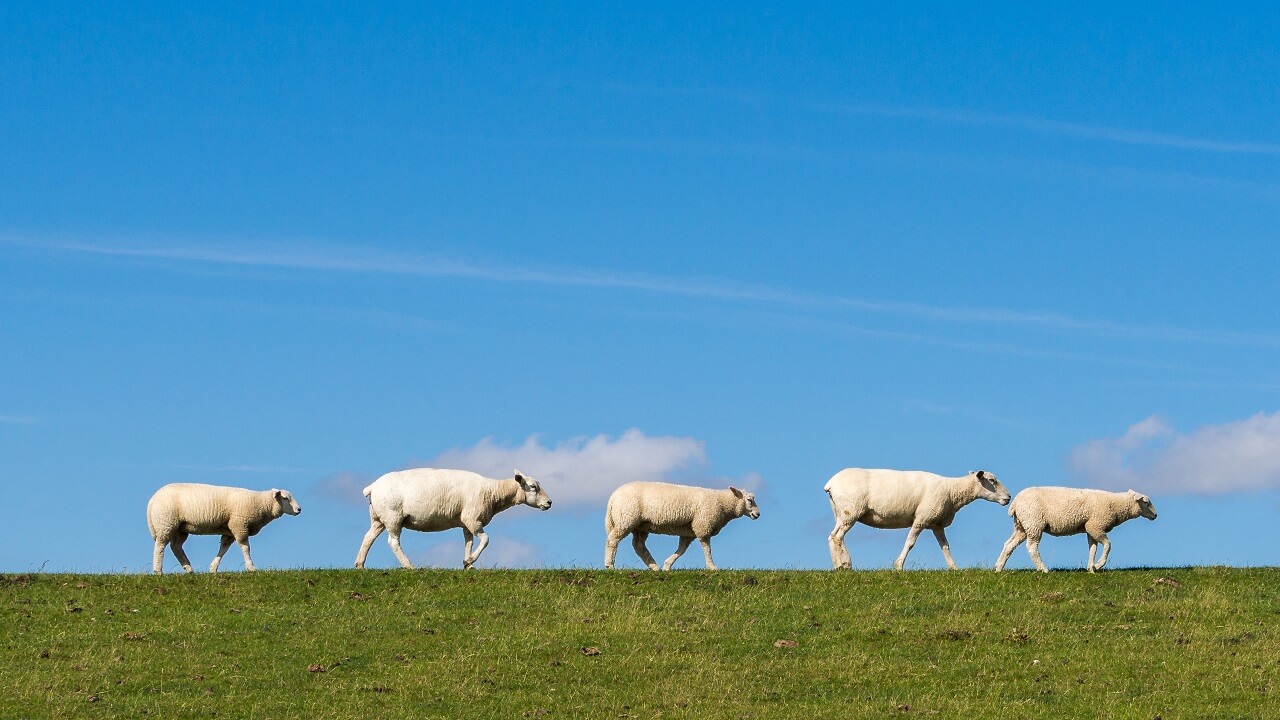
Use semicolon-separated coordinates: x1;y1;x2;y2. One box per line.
2;568;1277;719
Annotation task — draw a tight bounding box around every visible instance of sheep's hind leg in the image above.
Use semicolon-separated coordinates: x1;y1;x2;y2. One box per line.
632;531;660;570
170;532;194;573
604;532;625;569
1026;534;1048;573
355;517;385;568
994;526;1026;571
662;536;693;571
386;524;415;569
932;527;958;570
828;519;855;570
894;526;924;570
153;538;167;574
209;535;234;572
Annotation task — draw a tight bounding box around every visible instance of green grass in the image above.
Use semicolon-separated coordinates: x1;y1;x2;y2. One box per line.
2;567;1278;719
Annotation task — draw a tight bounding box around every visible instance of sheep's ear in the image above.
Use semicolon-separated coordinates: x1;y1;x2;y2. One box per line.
514;469;525;481
971;470;981;478
273;489;284;501
729;486;744;498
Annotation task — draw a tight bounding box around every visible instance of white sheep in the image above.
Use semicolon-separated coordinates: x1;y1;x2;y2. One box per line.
825;468;1010;570
355;468;551;569
994;487;1157;572
604;481;760;571
146;483;302;574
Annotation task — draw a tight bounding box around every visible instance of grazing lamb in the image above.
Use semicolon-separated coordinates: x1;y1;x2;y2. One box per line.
825;468;1010;570
604;481;760;571
994;487;1157;573
146;483;302;574
355;469;551;569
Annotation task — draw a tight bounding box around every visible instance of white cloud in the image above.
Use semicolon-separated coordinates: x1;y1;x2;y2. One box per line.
430;429;719;507
1069;412;1280;494
413;537;544;569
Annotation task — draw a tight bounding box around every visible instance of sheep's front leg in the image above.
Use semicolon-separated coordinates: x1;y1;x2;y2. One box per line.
894;526;924;570
465;525;489;569
698;537;718;571
209;535;234;573
170;532;194;573
632;531;660;570
462;528;475;568
233;532;256;572
386;525;415;569
994;526;1026;572
932;527;958;570
1093;533;1112;570
662;536;693;571
828;520;854;570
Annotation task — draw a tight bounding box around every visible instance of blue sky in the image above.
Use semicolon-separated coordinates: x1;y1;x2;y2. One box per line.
3;4;1279;573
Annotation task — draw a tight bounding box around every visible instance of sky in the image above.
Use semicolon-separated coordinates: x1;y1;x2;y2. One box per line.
3;4;1279;573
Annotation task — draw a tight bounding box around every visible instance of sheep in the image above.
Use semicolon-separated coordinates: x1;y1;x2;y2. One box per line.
146;483;302;574
355;468;551;569
825;468;1010;570
994;487;1157;573
603;481;760;571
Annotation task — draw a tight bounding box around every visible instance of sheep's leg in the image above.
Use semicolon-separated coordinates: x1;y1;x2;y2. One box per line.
209;535;234;573
1026;534;1048;573
894;526;924;570
355;518;385;568
386;525;415;569
631;531;660;570
994;526;1026;572
170;532;194;573
932;527;958;570
828;520;855;570
1087;537;1098;573
1094;533;1112;570
465;526;489;569
153;538;167;574
698;537;718;571
462;528;475;567
604;532;625;569
233;531;256;572
662;536;693;571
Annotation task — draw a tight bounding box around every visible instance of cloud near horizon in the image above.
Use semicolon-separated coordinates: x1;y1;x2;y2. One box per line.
1069;412;1280;494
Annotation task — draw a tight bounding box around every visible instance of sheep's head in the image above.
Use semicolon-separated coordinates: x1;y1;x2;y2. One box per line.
1129;490;1157;520
730;487;760;519
514;470;552;511
273;489;302;516
971;470;1011;506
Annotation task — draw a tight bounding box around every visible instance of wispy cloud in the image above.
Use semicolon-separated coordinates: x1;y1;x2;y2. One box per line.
167;463;313;474
413;537;544;569
7;235;1280;349
831;103;1280;157
0;415;38;425
1069;412;1280;494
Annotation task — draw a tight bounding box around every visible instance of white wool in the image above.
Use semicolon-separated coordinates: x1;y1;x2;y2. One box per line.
994;486;1157;573
603;481;760;571
824;468;1011;570
146;483;302;574
355;468;551;569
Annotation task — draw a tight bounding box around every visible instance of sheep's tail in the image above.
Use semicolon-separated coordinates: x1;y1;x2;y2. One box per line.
362;484;374;501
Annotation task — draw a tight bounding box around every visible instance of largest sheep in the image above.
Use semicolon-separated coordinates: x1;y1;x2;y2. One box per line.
825;468;1010;570
146;483;302;574
604;481;760;571
994;487;1157;572
355;468;551;569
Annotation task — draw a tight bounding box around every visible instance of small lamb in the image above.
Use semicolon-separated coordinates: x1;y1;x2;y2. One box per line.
825;468;1011;570
356;468;551;569
994;486;1157;572
147;483;302;574
604;481;760;571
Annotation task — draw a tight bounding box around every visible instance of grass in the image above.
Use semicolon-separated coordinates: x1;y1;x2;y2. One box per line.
2;567;1278;719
